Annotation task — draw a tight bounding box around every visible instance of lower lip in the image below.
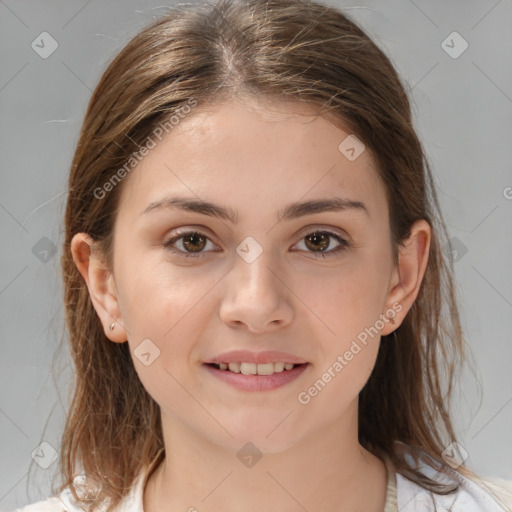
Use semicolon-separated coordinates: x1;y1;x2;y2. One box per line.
203;363;309;391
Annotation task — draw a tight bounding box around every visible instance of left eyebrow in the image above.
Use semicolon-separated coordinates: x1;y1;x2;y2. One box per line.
140;195;369;223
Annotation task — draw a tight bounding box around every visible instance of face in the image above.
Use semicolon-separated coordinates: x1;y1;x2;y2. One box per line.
79;97;419;453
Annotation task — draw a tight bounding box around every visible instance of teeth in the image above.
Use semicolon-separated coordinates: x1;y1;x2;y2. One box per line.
228;362;241;373
240;362;257;375
217;361;299;375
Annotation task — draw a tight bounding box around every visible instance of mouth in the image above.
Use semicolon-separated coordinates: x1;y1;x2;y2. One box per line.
202;361;310;392
203;350;309;391
205;361;307;376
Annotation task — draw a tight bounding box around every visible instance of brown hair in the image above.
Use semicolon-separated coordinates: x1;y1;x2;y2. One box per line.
57;0;476;509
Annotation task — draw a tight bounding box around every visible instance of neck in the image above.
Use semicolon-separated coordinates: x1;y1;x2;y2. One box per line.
144;404;388;512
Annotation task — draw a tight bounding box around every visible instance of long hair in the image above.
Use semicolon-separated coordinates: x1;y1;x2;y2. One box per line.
57;0;474;509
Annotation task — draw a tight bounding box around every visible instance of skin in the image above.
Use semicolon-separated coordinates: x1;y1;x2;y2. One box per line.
71;96;431;512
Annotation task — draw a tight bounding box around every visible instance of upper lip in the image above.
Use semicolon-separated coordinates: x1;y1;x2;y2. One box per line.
206;350;308;365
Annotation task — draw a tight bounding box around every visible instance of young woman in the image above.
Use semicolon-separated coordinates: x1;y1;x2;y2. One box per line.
16;0;512;511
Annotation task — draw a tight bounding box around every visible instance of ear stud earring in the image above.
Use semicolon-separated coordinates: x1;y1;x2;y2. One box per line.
110;323;115;331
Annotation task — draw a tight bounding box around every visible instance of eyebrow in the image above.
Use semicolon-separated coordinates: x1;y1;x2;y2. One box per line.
140;195;369;223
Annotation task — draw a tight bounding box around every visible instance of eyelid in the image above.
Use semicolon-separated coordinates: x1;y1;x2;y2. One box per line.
164;225;219;244
163;224;352;259
295;224;350;241
163;227;220;257
164;224;350;245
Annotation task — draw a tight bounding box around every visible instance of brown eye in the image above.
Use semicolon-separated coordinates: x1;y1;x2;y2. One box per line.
304;232;330;252
181;233;207;252
294;230;350;258
164;231;215;258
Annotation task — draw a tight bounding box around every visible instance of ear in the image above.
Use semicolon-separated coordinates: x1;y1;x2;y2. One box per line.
381;219;431;336
70;233;127;343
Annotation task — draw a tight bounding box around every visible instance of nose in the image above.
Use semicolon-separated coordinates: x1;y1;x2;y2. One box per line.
219;248;294;333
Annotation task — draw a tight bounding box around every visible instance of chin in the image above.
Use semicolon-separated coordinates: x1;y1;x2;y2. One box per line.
212;413;305;453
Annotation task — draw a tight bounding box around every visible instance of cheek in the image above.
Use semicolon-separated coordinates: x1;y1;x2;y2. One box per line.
120;264;217;374
300;257;391;341
296;354;376;426
294;243;391;387
119;258;206;334
297;327;381;417
122;283;213;414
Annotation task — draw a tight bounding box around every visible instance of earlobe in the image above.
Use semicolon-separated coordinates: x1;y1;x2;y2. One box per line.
70;233;127;343
382;220;431;336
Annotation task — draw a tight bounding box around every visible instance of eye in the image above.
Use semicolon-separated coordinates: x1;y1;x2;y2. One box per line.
164;230;216;258
164;229;351;259
293;230;351;258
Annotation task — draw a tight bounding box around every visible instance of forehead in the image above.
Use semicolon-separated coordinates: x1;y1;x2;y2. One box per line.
117;97;387;223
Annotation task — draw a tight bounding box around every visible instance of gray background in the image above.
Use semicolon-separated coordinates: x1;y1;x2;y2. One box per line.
1;0;511;510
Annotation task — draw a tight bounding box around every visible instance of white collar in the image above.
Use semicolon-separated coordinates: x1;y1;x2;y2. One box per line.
58;446;509;512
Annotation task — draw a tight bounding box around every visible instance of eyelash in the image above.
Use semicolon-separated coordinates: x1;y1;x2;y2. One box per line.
163;229;351;259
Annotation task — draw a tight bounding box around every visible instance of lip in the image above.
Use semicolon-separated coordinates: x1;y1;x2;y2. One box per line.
206;350;308;365
203;362;309;392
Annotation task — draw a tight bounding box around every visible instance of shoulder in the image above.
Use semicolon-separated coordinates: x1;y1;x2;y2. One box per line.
481;478;512;510
13;472;145;512
13;497;69;512
12;475;105;512
396;469;512;511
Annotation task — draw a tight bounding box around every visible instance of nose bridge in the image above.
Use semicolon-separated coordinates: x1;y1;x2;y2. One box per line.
234;239;281;297
220;238;293;331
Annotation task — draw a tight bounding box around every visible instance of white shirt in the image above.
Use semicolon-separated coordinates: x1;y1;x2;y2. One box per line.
14;447;512;512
